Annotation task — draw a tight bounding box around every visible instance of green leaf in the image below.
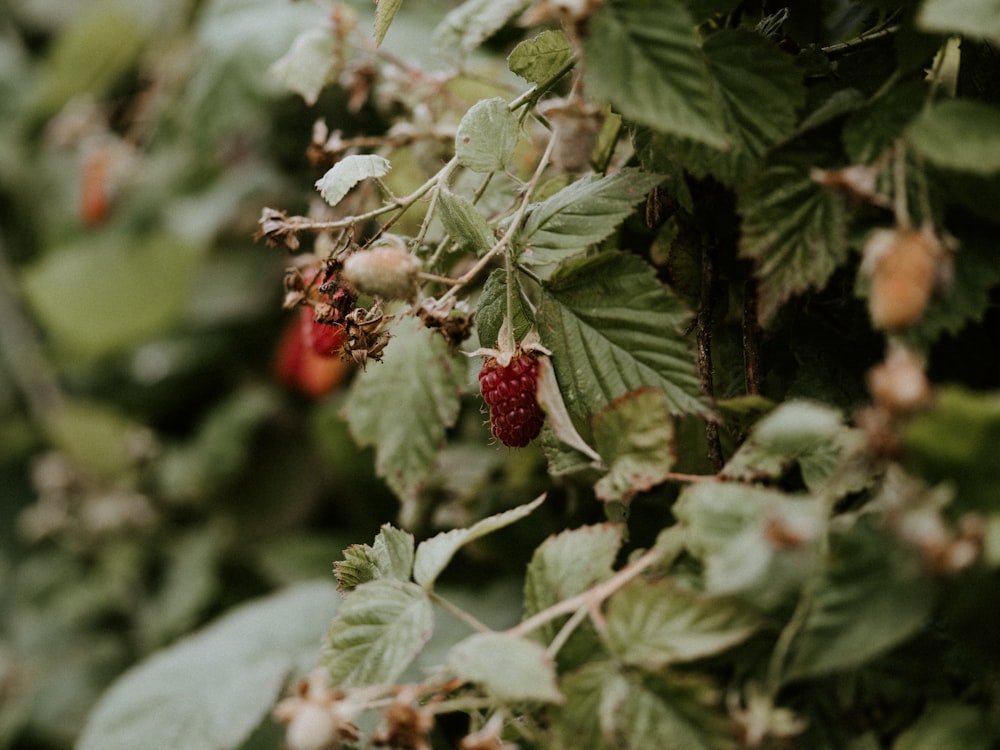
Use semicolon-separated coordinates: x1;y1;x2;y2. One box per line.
77;582;340;750
267;28;337;105
507;30;575;85
476;269;534;350
343;317;465;502
447;632;563;703
314;154;392;206
455;97;519;173
918;0;1000;44
893;703;991;750
43;399;147;479
519;169;664;266
592;387;676;504
374;0;403;46
333;544;380;592
536;251;709;422
558;662;734;750
606;581;759;669
20;233;204;360
654;30;806;187
907;99;1000;175
437;189;494;254
584;0;727;148
674;482;825;608
738;157;849;324
413;494;546;588
842;81;923;164
322;579;433;686
434;0;532;57
901;386;1000;513
789;520;934;680
335;524;416;591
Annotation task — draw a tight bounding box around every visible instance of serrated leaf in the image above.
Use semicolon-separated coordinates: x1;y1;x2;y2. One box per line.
606;581;759;669
738;157;848;324
893;703;991;750
372;524;416;580
584;0;727;148
789;520;934;680
78;582;339;750
267;28;337;105
476;269;533;349
343;317;464;502
314;154;391;206
674;482;825;608
519;169;664;265
559;663;734;750
536;251;709;423
373;0;403;46
323;579;433;686
508;29;575;85
447;632;563;703
437;189;494;254
907;99;1000;175
918;0;1000;44
593;387;676;503
413;494;545;588
434;0;532;57
455;97;519;173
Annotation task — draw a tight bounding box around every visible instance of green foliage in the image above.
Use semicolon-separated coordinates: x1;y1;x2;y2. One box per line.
5;0;1000;748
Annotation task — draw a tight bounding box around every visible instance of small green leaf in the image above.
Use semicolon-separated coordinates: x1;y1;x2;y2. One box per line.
476;269;533;350
893;703;991;750
343;318;465;502
606;581;759;669
507;29;575;85
437;189;494;254
447;632;563;703
918;0;1000;44
738;157;849;324
314;154;391;206
537;251;709;422
584;0;727;148
434;0;532;57
372;524;416;581
267;28;337;105
519;169;664;266
413;494;546;588
78;582;340;750
593;387;676;504
455;97;519;173
334;544;380;592
789;520;934;680
374;0;403;46
907;99;1000;175
323;579;433;686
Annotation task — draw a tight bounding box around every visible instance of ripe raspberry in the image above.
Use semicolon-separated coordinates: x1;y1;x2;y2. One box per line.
300;307;348;357
478;354;545;447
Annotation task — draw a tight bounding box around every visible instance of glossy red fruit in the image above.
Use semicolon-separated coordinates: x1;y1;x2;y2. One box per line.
478;354;545;447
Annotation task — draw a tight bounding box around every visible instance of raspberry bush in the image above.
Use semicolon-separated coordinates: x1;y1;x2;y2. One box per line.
2;1;1000;749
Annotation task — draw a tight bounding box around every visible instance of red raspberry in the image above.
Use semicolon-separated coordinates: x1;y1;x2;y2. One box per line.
478;354;545;447
300;307;347;357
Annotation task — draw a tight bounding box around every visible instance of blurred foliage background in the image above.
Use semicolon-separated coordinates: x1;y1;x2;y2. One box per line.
0;2;554;747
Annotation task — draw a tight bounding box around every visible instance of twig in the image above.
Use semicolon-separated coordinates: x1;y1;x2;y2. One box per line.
430;590;493;634
697;240;723;471
743;277;763;396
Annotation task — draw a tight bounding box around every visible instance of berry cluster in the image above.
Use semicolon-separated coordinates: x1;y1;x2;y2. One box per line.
478;354;545;447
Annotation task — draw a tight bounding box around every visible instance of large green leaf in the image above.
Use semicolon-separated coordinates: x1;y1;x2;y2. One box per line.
918;0;1000;44
584;0;727;148
907;99;1000;175
536;251;709;422
77;582;340;750
343;317;465;502
447;632;562;703
738;158;849;324
518;169;664;266
322;579;433;686
789;521;934;680
413;494;545;588
606;581;759;669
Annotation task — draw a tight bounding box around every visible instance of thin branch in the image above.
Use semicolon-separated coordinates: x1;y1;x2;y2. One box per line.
697;240;723;471
743;277;763;396
430;590;493;634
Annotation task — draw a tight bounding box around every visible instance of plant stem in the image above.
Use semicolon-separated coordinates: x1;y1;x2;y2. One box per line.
429;591;493;634
743;278;763;396
697;240;723;471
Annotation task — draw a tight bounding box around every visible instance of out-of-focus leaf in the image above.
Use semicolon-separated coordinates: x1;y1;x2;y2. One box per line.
917;0;1000;44
315;154;392;206
374;0;403;46
434;0;532;58
893;703;991;750
43;399;146;479
907;99;1000;175
447;632;563;703
78;582;340;750
268;28;338;106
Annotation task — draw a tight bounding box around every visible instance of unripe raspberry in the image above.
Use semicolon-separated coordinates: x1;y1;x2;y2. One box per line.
285;703;338;750
863;227;944;331
478;354;545;447
342;240;421;301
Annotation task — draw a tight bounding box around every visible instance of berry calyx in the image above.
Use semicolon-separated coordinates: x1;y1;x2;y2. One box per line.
479;354;545;447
